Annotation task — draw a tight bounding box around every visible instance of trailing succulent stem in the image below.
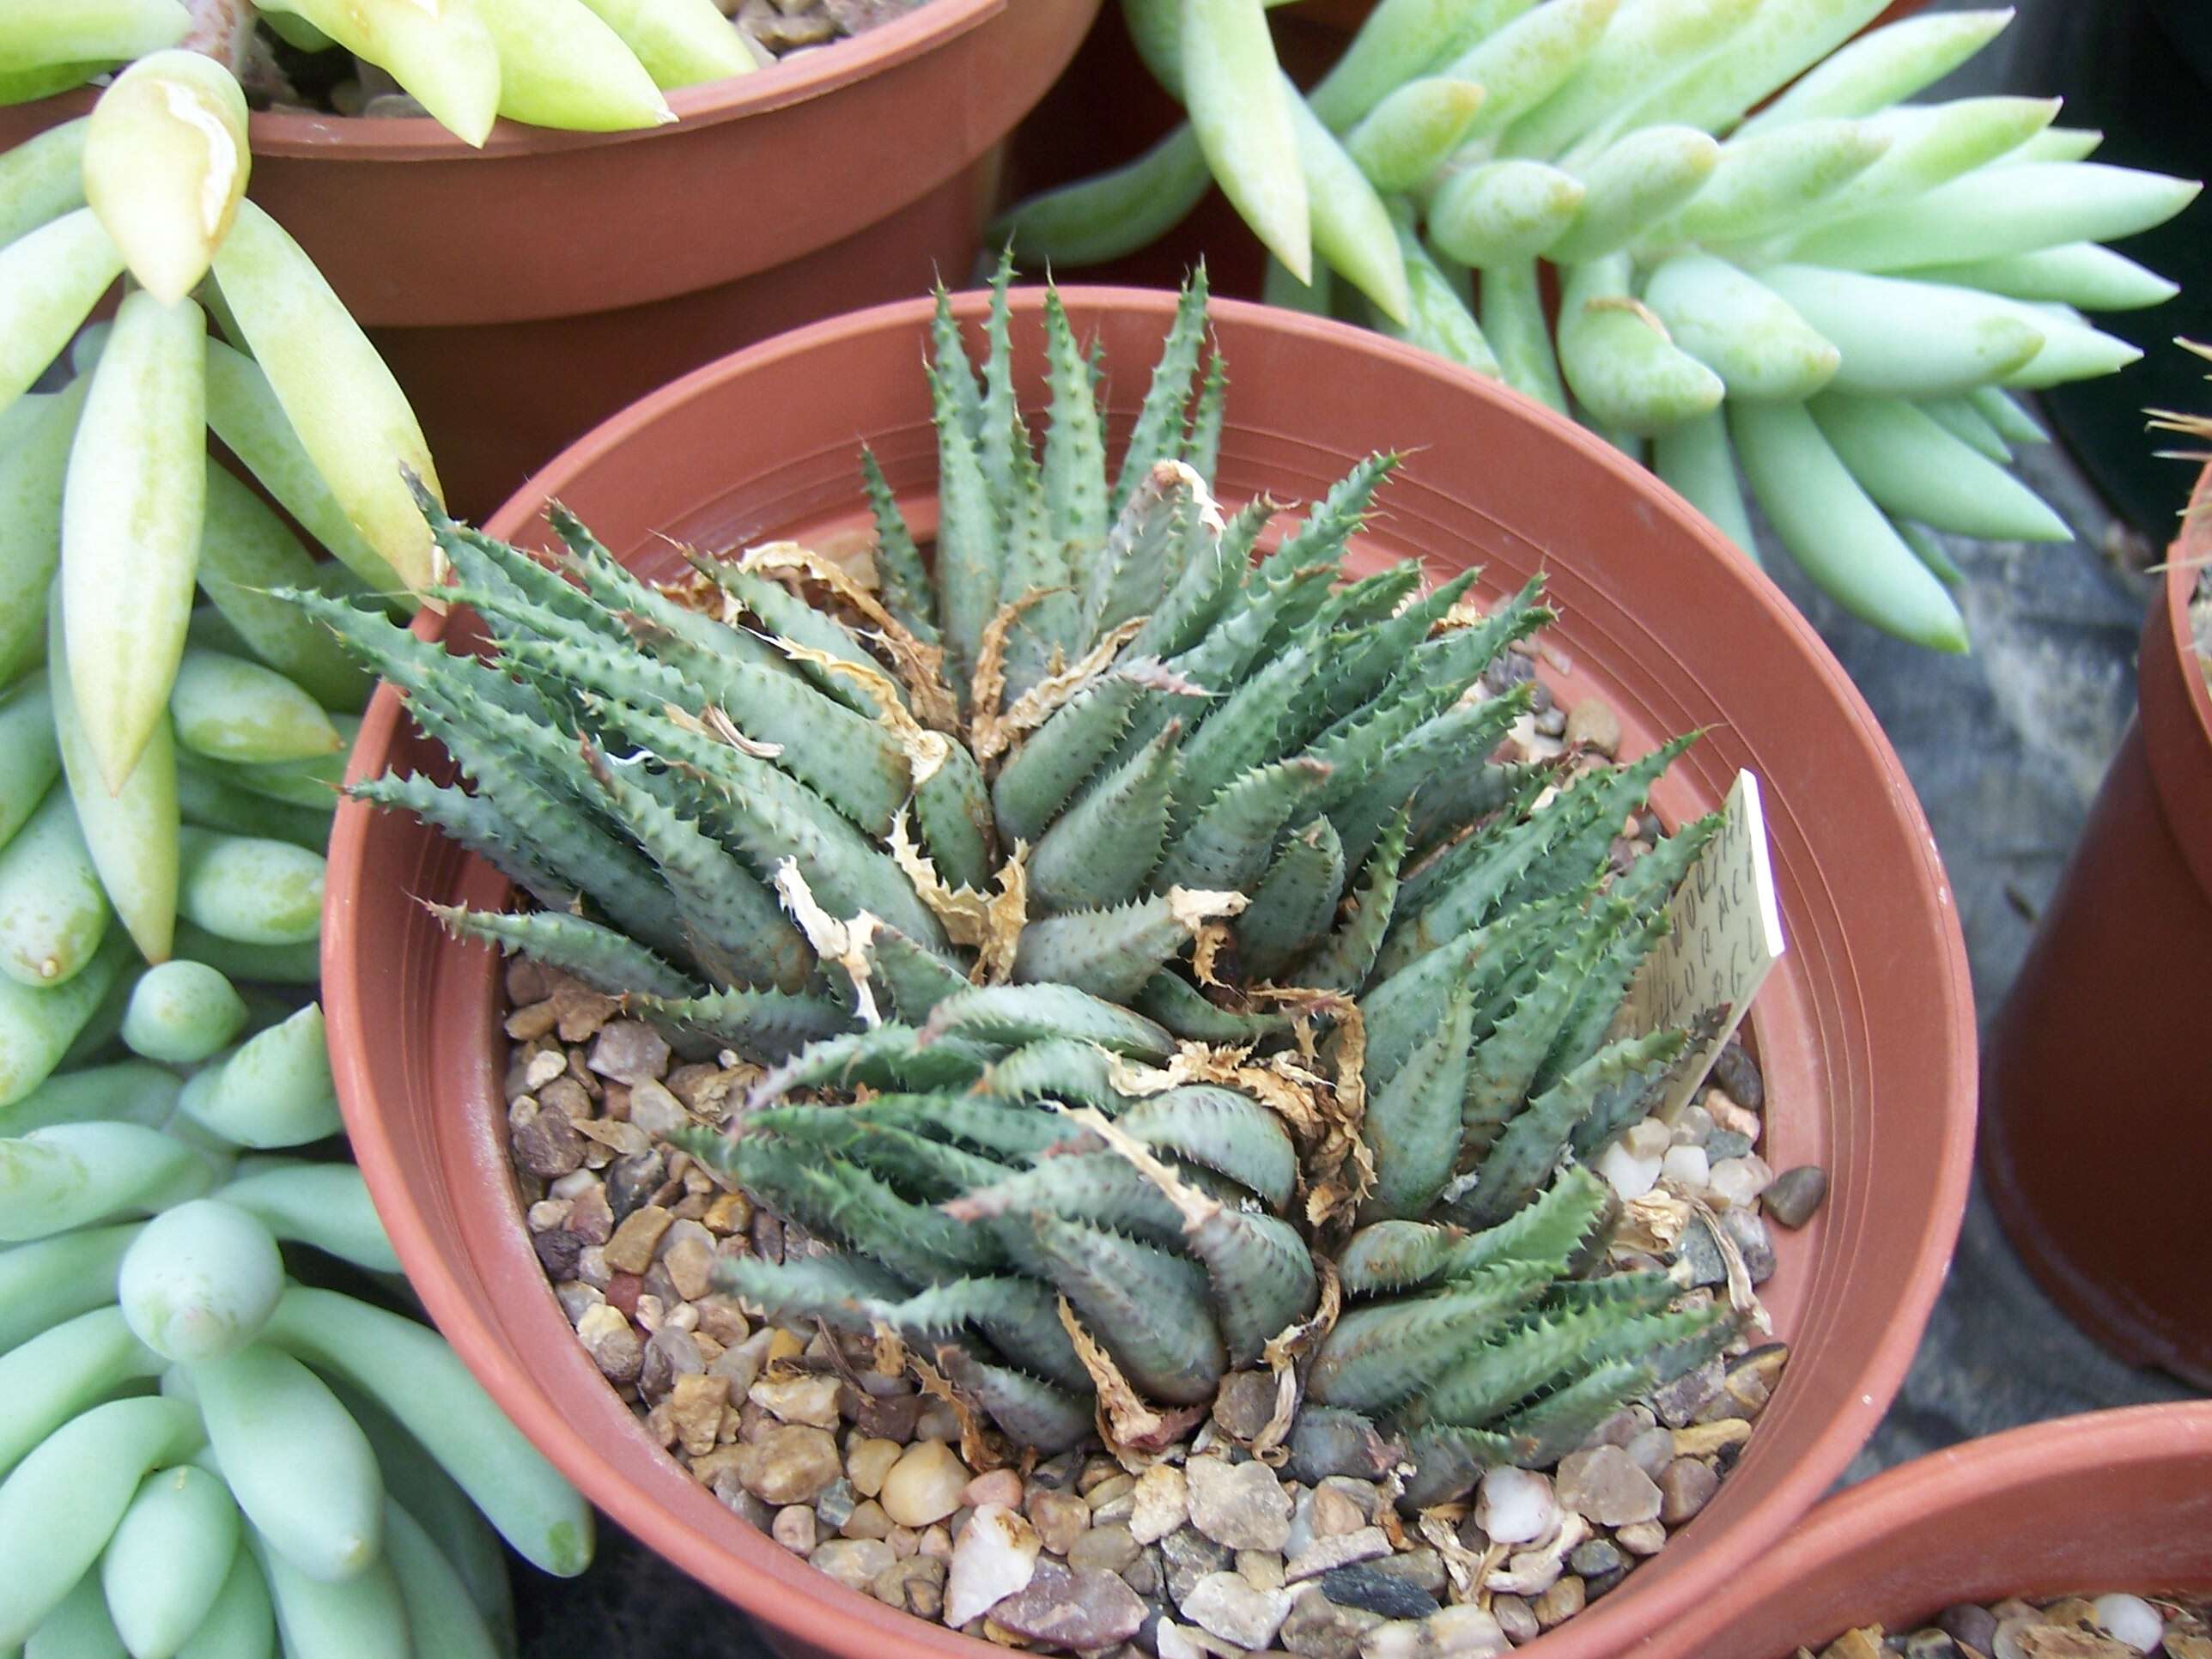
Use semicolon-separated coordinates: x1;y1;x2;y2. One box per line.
333;269;1732;1504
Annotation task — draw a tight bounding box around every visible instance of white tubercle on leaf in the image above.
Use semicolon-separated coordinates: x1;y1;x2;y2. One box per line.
82;50;250;306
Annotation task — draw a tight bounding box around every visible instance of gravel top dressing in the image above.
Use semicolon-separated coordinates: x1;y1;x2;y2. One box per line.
1801;1593;2212;1659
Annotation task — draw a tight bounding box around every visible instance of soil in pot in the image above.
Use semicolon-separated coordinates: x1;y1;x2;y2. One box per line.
323;283;1974;1659
329;274;1828;1655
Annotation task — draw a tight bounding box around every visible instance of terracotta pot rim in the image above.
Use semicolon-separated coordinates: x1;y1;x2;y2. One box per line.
1676;1401;2212;1654
31;0;1004;161
326;288;1977;1659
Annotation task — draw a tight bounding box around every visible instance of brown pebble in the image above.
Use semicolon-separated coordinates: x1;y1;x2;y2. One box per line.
1492;1595;1539;1644
1614;1522;1668;1557
842;1499;894;1540
1533;1574;1587;1629
603;1205;674;1274
772;1505;817;1554
742;1425;843;1506
512;1110;586;1179
1565;698;1621;756
506;958;551;1006
1658;1457;1718;1525
1029;1489;1091;1556
1310;1485;1368;1540
848;1437;903;1499
963;1468;1024;1511
1068;1522;1141;1576
703;1190;752;1236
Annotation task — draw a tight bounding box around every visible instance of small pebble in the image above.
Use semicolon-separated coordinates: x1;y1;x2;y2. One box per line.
1938;1606;2001;1655
1239;1549;1288;1592
1532;1575;1586;1629
750;1372;842;1430
1565;697;1622;755
1707;1153;1775;1210
1657;1457;1719;1524
810;1537;894;1591
944;1504;1041;1627
1161;1527;1235;1604
1554;1445;1662;1528
1475;1467;1558;1547
1316;1563;1441;1620
1614;1521;1667;1557
1187;1455;1293;1552
1212;1371;1279;1441
1708;1041;1764;1109
588;1020;670;1085
1069;1522;1141;1576
1662;1145;1711;1192
1281;1585;1386;1659
772;1506;817;1554
990;1559;1148;1650
1704;1128;1757;1163
847;1437;902;1499
1595;1139;1662;1203
963;1468;1024;1510
1182;1571;1295;1648
1131;1465;1189;1546
1310;1484;1370;1540
841;1499;893;1540
1289;1528;1393;1582
1492;1595;1539;1644
1030;1488;1092;1555
742;1425;842;1506
2092;1594;2164;1654
1720;1206;1778;1283
1764;1164;1830;1229
879;1438;968;1528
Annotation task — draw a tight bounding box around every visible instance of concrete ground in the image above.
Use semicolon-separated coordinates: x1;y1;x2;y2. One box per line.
509;3;2209;1647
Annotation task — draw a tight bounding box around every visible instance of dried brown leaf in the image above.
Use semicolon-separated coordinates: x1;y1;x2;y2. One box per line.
981;617;1149;766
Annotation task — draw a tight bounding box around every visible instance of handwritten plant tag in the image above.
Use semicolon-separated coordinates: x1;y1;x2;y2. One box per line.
1619;769;1787;1121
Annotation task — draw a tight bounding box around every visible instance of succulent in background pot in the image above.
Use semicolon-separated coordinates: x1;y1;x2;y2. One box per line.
321;283;1972;1656
1981;424;2212;1389
0;0;1104;516
1648;1403;2212;1659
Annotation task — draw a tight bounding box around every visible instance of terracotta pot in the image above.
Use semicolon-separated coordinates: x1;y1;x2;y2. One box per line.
1002;1;1929;299
322;289;1976;1659
0;0;1100;515
1982;466;2212;1389
1650;1402;2212;1659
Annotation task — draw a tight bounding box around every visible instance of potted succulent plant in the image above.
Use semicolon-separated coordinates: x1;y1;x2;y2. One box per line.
995;0;2199;654
0;0;1103;514
318;279;1973;1657
1649;1402;2212;1659
1980;382;2212;1391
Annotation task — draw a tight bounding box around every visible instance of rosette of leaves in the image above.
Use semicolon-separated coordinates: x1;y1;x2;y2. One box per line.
321;270;1735;1507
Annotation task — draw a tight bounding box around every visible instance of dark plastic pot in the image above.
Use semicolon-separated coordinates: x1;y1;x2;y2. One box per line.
1983;465;2212;1389
323;289;1975;1659
0;0;1100;515
1651;1403;2212;1659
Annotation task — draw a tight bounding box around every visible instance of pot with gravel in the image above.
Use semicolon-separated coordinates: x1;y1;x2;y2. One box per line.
1648;1402;2212;1659
320;281;1973;1659
1982;429;2212;1389
0;0;1102;515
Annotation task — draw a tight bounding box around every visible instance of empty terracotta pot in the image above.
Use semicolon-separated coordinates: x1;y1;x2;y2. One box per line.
1983;465;2212;1389
322;289;1976;1659
0;0;1100;515
1651;1402;2212;1658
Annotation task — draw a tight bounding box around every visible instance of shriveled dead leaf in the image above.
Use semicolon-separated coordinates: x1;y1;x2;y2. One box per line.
980;617;1149;766
887;814;1030;983
771;860;882;1027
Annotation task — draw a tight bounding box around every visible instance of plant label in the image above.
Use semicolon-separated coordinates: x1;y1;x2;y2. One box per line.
1620;769;1787;1121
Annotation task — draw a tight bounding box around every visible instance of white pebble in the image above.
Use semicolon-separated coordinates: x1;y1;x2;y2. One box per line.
1474;1468;1557;1547
2092;1595;2165;1654
1670;1105;1713;1147
943;1504;1040;1627
1660;1146;1710;1192
1706;1154;1773;1210
1595;1139;1662;1204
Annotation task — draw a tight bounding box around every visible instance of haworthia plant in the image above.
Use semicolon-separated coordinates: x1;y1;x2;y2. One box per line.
331;270;1735;1506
